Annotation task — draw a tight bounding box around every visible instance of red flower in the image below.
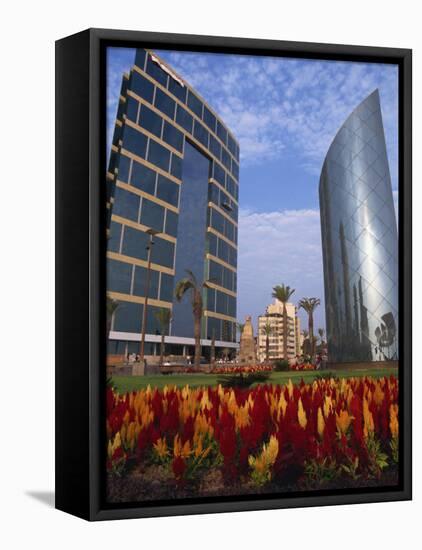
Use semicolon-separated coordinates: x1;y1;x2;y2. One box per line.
172;456;186;480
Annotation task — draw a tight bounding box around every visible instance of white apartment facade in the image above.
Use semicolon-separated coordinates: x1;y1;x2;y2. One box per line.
257;300;300;362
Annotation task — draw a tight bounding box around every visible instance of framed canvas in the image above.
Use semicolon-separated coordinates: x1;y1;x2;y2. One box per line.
55;28;412;521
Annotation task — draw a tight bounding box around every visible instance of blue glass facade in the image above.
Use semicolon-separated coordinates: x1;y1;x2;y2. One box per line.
106;49;239;355
319;90;398;363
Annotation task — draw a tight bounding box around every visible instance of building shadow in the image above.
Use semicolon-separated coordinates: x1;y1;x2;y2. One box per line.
26;491;55;508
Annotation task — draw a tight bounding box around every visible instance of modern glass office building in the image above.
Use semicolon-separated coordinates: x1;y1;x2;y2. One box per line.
106;49;239;358
319;89;398;363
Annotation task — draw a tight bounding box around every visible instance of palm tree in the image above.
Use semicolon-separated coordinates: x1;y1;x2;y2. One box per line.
154;308;172;367
106;294;119;337
261;320;272;363
175;270;210;369
272;284;295;360
299;298;321;358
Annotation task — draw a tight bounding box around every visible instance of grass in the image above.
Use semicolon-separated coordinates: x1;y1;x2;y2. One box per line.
111;366;398;394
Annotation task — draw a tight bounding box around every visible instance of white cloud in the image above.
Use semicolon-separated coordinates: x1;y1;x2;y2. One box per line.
237;208;326;332
157;51;398;187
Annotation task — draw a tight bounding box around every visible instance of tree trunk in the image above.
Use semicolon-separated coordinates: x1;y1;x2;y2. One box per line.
193;310;201;369
283;303;288;360
266;334;269;362
309;313;314;358
210;330;215;367
160;332;165;366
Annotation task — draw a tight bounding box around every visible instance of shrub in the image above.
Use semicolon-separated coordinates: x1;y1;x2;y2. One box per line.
217;371;270;388
274;360;290;372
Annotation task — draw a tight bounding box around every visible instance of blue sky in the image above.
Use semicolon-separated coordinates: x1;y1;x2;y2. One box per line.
107;47;398;332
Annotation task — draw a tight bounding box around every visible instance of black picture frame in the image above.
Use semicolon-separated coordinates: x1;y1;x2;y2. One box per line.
55;28;412;521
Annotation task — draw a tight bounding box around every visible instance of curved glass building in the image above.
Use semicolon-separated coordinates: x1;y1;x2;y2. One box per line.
106;49;239;358
319;90;398;363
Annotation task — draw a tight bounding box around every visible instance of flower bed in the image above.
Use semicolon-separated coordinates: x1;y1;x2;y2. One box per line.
106;375;399;500
290;362;316;371
211;364;273;375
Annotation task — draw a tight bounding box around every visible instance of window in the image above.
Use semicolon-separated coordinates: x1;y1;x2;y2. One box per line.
145;55;168;87
209;134;221;160
121;226;149;261
162;121;184;152
140;198;165;232
117;154;131;182
227;134;237;157
216;291;227;315
168;78;187;102
206;287;216;311
216;121;228;145
206;317;221;340
175;105;193;134
187;90;203;118
159;272;174;302
113;301;142;333
146;305;165;334
108;221;122;253
170;153;183;180
164;210;178;237
131;161;157;195
156;174;179;207
221;147;231;171
126;96;139;123
207;232;217;256
152;236;175;269
133;265;159;299
209;260;223;286
107;259;133;294
203;106;216;133
112;187;140;222
193;121;209;148
208;182;219;205
225;219;235;242
148;140;171;172
134;49;146;71
107;339;126;355
232;159;239;181
154;88;176;119
131;71;154;103
226;174;235;198
210;208;224;234
139;104;162;137
122;125;148;158
228;244;237;268
218;239;229;263
213;162;226;187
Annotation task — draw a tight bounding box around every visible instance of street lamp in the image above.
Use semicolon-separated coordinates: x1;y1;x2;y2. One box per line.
139;227;160;364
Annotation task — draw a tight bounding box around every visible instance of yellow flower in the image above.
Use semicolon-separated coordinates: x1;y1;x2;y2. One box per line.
248;436;279;483
153;437;169;459
317;407;325;437
373;383;385;407
336;409;353;434
173;435;192;458
235;404;250;429
287;379;294;399
107;432;122;458
389;404;399;438
297;398;307;429
363;398;374;438
323;395;332;418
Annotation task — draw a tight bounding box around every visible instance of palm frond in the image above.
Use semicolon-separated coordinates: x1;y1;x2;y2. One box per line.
174;278;195;301
272;284;296;303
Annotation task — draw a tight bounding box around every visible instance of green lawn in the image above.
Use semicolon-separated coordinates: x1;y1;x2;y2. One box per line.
111;366;398;394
